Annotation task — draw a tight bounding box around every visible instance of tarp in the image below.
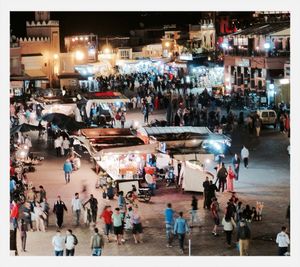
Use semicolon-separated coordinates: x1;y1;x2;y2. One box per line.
180;161;214;192
97;143;157;156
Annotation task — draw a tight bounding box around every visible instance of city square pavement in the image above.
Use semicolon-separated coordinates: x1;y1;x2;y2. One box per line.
16;109;290;256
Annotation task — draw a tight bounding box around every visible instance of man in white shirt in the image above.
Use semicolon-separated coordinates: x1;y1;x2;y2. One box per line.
62;137;71;156
241;145;249;168
52;230;65;256
276;226;290;256
54;136;62;157
65;229;77;256
72;193;82;226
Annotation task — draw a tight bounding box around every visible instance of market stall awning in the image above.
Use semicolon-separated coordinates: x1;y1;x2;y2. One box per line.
81;128;134;139
25;69;48;80
98;143;157;156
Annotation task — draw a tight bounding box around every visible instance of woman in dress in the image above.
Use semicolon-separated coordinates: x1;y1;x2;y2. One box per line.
226;166;235;192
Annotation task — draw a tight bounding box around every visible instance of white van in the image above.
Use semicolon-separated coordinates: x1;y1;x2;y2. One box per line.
256;110;277;128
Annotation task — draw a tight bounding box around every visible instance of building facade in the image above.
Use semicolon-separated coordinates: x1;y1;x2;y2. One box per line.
222;21;290;105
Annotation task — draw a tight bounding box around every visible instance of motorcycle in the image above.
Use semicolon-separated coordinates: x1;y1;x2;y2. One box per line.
165;166;177;187
125;185;151;203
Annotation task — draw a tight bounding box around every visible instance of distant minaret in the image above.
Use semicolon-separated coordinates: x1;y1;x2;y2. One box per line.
35;11;50;21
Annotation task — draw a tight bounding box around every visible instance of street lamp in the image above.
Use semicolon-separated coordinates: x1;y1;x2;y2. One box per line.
264;43;271;50
75;50;84;61
165;41;170;48
103;47;111;54
53;54;58;60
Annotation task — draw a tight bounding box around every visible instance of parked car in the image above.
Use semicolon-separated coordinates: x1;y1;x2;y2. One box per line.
256;109;277;128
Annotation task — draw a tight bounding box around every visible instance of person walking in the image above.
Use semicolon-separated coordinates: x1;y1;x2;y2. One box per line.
226;166;235;192
241;145;249;168
203;177;210;209
62;137;70;156
237;218;251;256
40;197;50;228
217;163;228;192
18;219;28;252
63;159;72;184
276;226;290;256
120;112;126;128
143;103;150;123
207;181;218;209
131;208;143;244
190;195;200;227
164;203;175;248
100;206;113;242
54;136;62;157
83;194;98;224
174;211;190;254
90;227;105;256
232;154;241;180
254;117;262;137
211;198;220;236
71;193;82;226
65;229;78;256
112;207;124;245
52;230;65;256
222;213;236;247
34;202;46;232
53;196;68;229
38;185;47;203
117;191;126;209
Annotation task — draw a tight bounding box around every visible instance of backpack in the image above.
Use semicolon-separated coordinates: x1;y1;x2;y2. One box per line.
73;234;78;245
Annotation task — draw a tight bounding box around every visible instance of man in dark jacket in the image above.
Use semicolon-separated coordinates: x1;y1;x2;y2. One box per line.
217;163;228;192
83;194;98;224
237;219;251;256
202;177;210;209
53;196;68;228
207;181;218;209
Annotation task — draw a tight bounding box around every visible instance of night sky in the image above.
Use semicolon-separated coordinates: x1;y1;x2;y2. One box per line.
10;11;254;39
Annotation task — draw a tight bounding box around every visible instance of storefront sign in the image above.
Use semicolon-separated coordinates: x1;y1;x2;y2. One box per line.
10;81;23;89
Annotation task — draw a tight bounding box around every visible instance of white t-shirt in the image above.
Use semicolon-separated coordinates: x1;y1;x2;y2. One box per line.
52;235;65;251
241;148;249;159
54;138;62;148
276;231;290;247
72;198;82;211
65;235;75;250
63;139;70;149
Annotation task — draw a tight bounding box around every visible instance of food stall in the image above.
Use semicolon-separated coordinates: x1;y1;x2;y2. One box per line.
96;143;157;181
82;91;130;119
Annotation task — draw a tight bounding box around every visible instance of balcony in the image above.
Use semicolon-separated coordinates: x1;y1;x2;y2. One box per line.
223;48;290;58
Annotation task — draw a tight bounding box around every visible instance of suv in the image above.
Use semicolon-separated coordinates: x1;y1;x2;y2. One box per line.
256;110;277;128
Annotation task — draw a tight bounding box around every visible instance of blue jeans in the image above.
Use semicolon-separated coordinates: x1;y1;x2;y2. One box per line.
75;210;81;225
55;250;64;256
166;223;173;245
92;248;102;256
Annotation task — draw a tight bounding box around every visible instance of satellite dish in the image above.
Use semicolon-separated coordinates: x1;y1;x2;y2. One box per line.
139;22;144;28
12;35;16;40
130;30;135;36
